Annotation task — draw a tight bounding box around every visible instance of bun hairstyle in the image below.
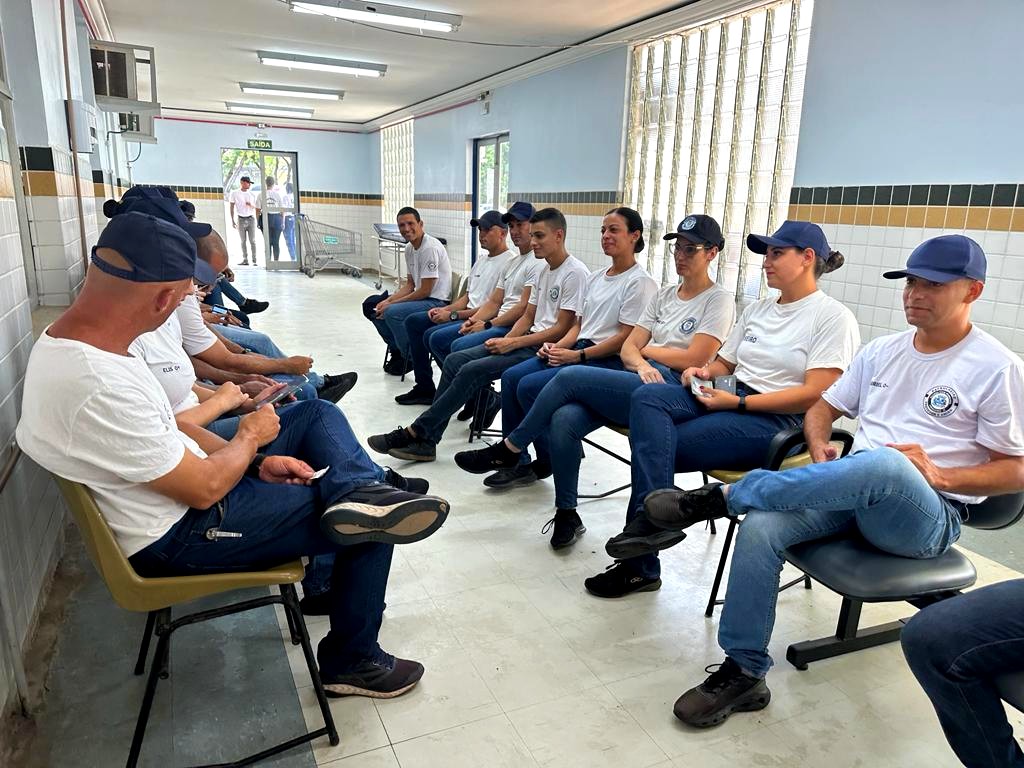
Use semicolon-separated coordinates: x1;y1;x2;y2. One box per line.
814;249;846;278
102;199;120;219
605;206;645;253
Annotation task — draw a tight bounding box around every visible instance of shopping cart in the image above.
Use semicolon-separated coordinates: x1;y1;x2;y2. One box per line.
298;214;364;279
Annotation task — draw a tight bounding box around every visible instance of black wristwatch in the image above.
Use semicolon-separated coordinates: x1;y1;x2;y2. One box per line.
578;349;587;364
737;394;747;413
245;453;267;478
450;310;460;321
483;320;493;330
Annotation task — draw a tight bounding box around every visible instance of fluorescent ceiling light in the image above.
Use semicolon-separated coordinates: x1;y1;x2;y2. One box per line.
225;102;315;118
240;82;344;100
257;50;387;78
290;0;462;33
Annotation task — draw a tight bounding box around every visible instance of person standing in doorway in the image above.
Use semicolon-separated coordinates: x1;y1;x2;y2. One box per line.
229;176;260;266
283;182;297;260
266;176;285;261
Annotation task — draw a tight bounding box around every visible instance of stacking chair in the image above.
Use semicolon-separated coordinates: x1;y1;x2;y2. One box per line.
55;478;339;768
783;489;1024;670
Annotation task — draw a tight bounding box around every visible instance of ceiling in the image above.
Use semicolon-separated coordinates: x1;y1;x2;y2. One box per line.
99;0;684;129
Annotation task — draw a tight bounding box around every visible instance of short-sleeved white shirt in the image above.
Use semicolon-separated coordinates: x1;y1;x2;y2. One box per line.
174;294;218;356
497;252;539;314
129;313;199;414
638;283;737;351
467;249;513;308
718;290;861;393
404;234;451;301
265;187;284;211
17;331;206;557
529;255;590;333
823;327;1024;504
578;264;658;343
229;189;258;217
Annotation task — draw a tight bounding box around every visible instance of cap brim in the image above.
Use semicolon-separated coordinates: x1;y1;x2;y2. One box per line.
663;230;705;244
501;212;528;222
881;267;967;283
746;233;794;254
186;221;213;239
193;258;219;286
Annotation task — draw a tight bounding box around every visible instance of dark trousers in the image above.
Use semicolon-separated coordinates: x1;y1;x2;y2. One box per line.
902;579;1024;768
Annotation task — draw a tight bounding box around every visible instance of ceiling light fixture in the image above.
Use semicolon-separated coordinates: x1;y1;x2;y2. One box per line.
225;102;315;118
240;82;344;100
257;50;388;78
289;0;462;34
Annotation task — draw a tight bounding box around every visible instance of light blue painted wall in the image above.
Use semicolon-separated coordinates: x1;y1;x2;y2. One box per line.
413;47;630;193
132;118;378;192
794;0;1024;186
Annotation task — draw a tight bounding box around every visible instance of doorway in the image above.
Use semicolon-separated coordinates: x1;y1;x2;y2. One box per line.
471;133;509;263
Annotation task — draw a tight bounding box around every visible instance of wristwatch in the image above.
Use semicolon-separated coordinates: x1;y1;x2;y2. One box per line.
578;349;587;364
483;320;493;330
737;394;747;413
245;453;267;478
450;310;460;321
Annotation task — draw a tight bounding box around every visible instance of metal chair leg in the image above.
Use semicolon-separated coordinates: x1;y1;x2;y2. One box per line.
133;611;157;676
127;611;171;768
281;584;340;746
705;517;737;617
282;587;301;646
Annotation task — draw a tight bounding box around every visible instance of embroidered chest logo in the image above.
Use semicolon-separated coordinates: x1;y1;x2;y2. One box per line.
549;285;560;301
869;380;889;389
923;386;959;418
680;317;697;334
743;333;758;343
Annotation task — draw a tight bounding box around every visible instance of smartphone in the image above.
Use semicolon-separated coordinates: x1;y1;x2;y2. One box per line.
690;377;712;398
252;377;309;409
211;305;228;316
714;375;737;395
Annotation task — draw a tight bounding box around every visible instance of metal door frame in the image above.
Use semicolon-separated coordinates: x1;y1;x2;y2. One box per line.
470;133;508;264
259;150;301;271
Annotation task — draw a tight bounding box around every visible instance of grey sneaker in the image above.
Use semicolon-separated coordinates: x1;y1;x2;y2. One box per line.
674;658;771;727
321;485;449;546
322;654;424;699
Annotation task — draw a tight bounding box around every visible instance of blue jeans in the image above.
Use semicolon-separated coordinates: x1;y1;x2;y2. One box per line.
505;362;677;509
412;343;539;444
427;322;467;365
447;326;508;356
284;215;296;259
404;312;455;388
205;277;249;326
902;579;1024;768
499;341;624;466
129;400;394;675
368;297;446;358
216;324;324;392
625;383;802;579
720;447;962;678
268;213;284;259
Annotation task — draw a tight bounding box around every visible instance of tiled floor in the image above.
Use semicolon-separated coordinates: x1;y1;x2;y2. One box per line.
34;267;1024;767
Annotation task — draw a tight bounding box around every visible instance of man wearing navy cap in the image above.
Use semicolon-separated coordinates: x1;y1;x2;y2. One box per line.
229;175;260;265
17;211;451;698
633;234;1024;728
392;210;514;406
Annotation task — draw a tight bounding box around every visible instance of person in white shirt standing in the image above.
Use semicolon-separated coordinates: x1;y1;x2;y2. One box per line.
635;234;1024;729
265;176;285;260
362;207;452;375
394;210;513;406
228;175;260;266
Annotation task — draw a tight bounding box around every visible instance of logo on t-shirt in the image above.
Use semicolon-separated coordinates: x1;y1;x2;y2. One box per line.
743;333;758;343
426;261;437;271
923;385;959;418
549;286;560;301
680;317;697;335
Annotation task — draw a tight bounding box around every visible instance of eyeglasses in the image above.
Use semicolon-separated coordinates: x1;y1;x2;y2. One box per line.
673;242;706;255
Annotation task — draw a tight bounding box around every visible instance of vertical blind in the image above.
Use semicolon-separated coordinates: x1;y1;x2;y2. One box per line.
623;0;814;303
381;119;415;225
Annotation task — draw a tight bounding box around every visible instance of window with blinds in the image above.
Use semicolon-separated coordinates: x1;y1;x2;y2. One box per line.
623;0;814;303
381;120;414;224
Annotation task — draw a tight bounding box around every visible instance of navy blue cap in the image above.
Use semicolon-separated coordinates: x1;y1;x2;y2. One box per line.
92;212;219;285
105;186;213;241
664;214;725;249
883;234;987;283
470;210;507;230
178;200;196;220
240;175;252;184
746;220;830;259
501;201;535;223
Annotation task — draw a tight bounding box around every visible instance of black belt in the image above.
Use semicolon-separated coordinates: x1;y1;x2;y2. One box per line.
237;214;254;219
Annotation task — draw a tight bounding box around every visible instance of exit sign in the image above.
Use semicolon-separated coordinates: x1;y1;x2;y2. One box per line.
248;138;272;150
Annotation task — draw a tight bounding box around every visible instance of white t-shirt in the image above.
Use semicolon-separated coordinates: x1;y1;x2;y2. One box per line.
578;264;658;344
638;283;737;351
17;331;206;557
265;187;284;211
404;234;451;301
467;249;513;308
129;313;200;414
718;290;860;393
529;255;590;333
823;327;1024;504
497;252;540;314
229;189;258;217
175;293;218;355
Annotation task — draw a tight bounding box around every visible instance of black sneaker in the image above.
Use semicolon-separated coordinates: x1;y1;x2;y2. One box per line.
384;352;413;376
320;484;449;546
318;372;358;403
644;483;728;531
395;385;436;405
368;426;415;455
584;561;662;598
240;298;270;314
542;509;585;550
383;467;430;494
469;389;501;432
674;658;771;727
529;458;553;480
300;591;332;616
389;440;436;462
322;654;424;699
483;464;537;489
605;515;687;560
456;401;475;421
454;441;519;474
